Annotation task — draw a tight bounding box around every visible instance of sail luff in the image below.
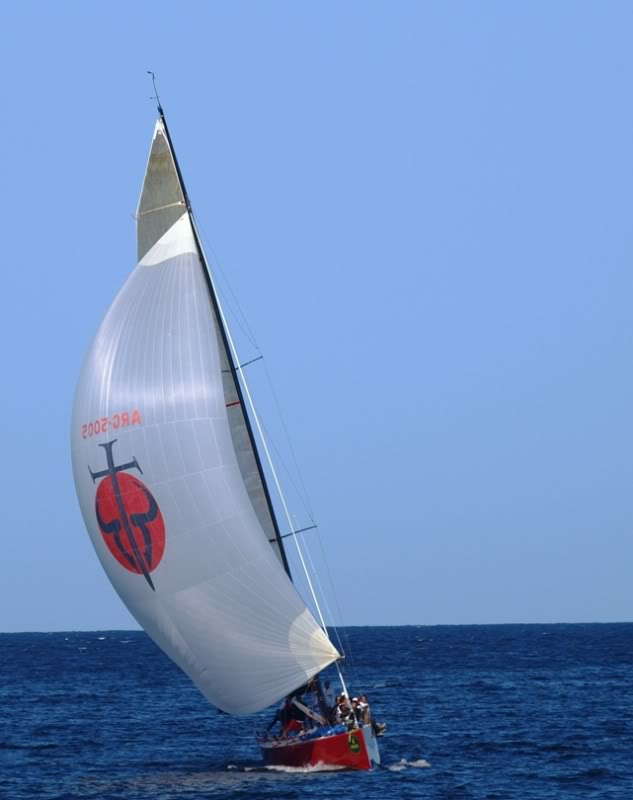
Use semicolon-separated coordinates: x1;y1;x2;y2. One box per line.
154;111;293;580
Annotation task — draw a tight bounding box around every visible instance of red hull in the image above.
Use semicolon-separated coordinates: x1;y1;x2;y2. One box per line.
259;724;379;771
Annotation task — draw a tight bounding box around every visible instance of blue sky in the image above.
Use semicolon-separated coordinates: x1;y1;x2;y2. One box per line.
1;1;631;631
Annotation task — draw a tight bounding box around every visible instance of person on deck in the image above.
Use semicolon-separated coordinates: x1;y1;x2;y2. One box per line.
266;698;288;732
322;679;336;714
351;697;363;725
335;698;356;730
357;695;370;724
267;696;306;737
358;693;386;736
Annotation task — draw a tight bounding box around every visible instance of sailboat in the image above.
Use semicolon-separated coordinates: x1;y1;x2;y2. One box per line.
70;99;382;771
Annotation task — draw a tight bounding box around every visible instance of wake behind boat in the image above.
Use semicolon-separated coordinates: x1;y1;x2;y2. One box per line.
71;91;382;770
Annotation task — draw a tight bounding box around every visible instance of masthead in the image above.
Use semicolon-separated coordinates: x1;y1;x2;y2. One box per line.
147;70;163;116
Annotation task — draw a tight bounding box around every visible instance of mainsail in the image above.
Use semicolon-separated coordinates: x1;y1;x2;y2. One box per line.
71;115;339;715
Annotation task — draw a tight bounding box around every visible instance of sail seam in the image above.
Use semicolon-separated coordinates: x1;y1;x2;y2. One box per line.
137;200;186;217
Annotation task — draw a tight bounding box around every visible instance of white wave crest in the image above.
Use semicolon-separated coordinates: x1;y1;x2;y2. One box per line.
386;758;431;771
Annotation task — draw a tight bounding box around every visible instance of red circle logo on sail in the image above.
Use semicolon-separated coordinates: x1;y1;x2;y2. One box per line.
89;440;165;591
95;473;166;577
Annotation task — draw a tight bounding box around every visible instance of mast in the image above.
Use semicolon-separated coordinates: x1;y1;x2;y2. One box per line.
156;107;293;580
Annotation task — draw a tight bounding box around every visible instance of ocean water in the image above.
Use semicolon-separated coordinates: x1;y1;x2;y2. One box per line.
1;624;631;799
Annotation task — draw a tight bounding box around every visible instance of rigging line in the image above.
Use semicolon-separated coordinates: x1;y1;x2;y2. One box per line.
309;531;354;673
257;363;358;679
313;525;359;682
195;219;261;349
283;504;356;681
214;279;261;353
293;516;347;662
257;415;315;525
335;663;350;701
260;357;316;521
196;218;316;520
283;493;357;678
147;71;163;114
254;406;354;669
186;212;260;350
189;215;331;639
239;360;352;661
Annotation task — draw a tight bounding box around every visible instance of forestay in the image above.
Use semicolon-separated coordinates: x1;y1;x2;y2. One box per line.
70;120;339;715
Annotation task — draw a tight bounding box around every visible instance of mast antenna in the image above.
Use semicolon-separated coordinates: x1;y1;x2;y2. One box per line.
147;71;163;115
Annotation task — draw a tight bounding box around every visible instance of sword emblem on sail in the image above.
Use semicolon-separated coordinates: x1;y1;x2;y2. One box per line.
89;439;165;590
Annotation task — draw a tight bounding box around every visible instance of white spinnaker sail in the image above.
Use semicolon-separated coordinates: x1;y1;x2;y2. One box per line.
71;128;339;715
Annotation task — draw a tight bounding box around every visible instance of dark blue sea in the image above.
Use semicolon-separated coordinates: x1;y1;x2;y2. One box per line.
1;624;632;799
